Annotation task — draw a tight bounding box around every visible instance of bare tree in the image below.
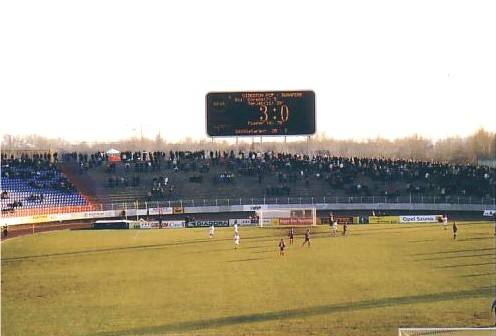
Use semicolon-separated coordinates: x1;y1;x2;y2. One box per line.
2;129;495;164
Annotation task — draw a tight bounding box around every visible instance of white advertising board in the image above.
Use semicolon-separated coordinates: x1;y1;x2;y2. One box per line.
229;218;256;226
83;210;119;219
483;210;496;217
148;207;173;215
242;205;267;212
163;220;185;228
399;215;440;223
124;209;148;217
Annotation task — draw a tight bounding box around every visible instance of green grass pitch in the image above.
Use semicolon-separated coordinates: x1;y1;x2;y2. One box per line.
1;222;495;335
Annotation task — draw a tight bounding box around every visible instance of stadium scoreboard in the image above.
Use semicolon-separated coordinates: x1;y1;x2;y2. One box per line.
206;91;315;137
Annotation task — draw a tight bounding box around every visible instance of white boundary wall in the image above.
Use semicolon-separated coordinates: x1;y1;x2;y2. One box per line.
0;210;120;226
1;203;492;226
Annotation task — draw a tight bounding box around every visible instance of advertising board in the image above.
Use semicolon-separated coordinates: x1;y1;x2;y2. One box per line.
335;216;354;224
243;205;267;212
279;218;314;225
483;210;496;217
186;220;229;228
229;219;256;226
399;215;441;223
163;220;185;228
173;207;184;214
369;216;399;224
148;207;173;215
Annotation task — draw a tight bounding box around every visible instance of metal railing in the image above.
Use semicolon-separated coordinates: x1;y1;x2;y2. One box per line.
99;195;496;211
2;195;494;218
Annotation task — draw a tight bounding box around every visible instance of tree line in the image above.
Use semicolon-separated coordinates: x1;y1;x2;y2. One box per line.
2;129;495;165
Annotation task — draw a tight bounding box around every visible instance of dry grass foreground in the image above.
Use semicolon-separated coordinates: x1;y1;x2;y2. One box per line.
1;222;495;335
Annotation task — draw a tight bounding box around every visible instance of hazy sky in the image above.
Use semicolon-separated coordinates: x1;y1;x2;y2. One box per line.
1;0;495;143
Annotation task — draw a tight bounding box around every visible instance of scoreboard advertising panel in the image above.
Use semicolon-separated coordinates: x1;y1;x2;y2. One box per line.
206;91;316;137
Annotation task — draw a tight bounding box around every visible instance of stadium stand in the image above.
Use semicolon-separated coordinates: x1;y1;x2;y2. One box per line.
59;150;495;205
1;153;94;216
2;150;494;216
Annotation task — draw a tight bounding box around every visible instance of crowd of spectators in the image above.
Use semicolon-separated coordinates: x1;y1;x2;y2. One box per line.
213;172;235;184
1;153;77;193
148;176;174;200
50;149;496;200
2;200;23;213
1;153;87;213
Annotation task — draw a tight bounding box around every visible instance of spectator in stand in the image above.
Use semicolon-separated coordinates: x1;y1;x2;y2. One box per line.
8;149;493;206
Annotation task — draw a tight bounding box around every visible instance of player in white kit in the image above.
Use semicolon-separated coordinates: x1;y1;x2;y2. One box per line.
208;225;215;238
331;220;338;237
234;232;240;249
442;215;448;230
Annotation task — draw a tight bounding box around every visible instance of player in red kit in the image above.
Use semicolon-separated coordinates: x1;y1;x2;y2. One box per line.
288;227;295;244
302;229;311;247
279;238;286;256
343;222;350;236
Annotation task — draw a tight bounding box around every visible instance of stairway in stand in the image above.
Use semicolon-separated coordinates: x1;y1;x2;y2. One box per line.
58;162;102;208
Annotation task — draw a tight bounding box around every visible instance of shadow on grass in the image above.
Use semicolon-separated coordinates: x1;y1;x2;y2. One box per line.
435;261;496;268
0;230;340;262
339;224;441;233
225;257;269;262
1;235;279;262
187;245;274;255
459;272;496;278
253;249;275;254
416;253;496;261
92;287;492;336
408;239;437;243
240;244;274;250
412;247;495;256
311;225;442;239
457;237;494;242
187;247;235;254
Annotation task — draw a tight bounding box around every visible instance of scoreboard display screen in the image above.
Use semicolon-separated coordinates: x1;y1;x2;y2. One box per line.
206;91;315;137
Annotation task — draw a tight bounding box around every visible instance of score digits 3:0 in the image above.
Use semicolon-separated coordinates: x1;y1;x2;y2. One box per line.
257;104;289;124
